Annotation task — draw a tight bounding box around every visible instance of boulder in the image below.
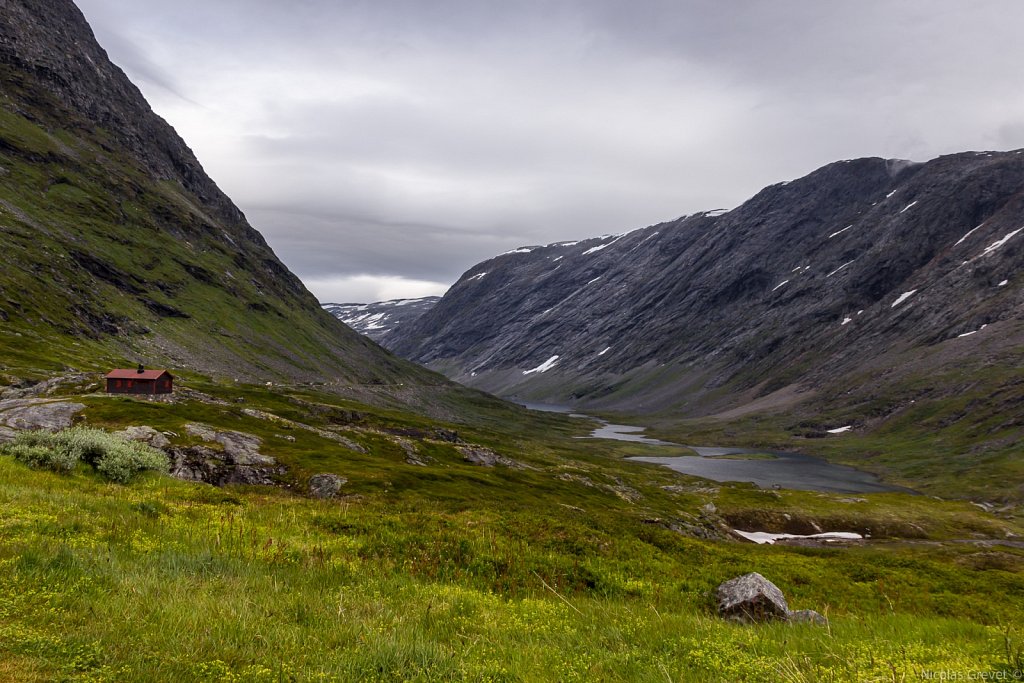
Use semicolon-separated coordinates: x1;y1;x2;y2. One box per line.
788;609;829;626
716;573;789;623
115;425;170;449
308;473;347;499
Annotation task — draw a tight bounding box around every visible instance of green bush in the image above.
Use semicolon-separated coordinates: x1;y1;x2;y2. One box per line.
1;442;78;472
0;427;169;483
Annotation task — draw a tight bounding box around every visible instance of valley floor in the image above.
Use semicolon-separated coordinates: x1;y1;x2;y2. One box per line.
0;381;1022;682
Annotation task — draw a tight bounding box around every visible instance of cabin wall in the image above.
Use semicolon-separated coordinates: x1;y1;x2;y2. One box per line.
105;377;173;394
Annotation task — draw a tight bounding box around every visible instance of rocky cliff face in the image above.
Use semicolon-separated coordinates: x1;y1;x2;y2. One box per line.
323;297;440;342
0;0;432;386
388;152;1024;416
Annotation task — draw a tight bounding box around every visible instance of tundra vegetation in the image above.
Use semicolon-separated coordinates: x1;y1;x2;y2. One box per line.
0;376;1022;682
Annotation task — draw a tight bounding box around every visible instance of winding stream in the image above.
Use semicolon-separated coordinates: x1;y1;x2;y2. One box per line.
522;403;910;494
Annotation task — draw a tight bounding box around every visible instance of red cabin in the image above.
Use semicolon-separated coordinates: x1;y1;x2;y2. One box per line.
105;366;174;395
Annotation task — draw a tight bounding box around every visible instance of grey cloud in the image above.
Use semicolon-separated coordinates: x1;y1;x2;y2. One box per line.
74;0;1024;302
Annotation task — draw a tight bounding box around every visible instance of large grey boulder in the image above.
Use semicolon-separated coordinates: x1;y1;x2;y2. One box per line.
308;473;347;499
716;573;790;623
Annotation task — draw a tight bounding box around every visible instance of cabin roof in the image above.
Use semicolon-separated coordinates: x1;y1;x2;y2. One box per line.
105;369;172;380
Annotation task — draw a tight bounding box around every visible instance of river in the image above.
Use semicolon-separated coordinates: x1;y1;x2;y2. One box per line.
521;402;910;494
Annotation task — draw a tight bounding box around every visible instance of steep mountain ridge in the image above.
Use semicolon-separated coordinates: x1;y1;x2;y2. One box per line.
0;0;436;386
389;152;1024;418
323;297;440;342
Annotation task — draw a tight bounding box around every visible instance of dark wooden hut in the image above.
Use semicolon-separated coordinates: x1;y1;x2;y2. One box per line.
105;366;173;395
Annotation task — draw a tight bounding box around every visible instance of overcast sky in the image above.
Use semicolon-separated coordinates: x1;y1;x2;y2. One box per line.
75;0;1024;303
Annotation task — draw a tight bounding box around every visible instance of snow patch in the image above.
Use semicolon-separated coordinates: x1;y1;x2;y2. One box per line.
587;276;602;285
891;290;917;308
958;324;989;338
899;200;918;214
954;224;983;247
826;260;855;278
827;426;852;434
598;347;611;356
704;208;730;217
503;247;534;255
466;272;488;282
841;316;853;326
771;280;789;292
998;280;1009;287
734;530;864;545
979;227;1023;258
523;355;560;375
885;189;898;198
828;225;853;239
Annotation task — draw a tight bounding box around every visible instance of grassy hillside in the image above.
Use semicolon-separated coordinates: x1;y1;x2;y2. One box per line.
1;377;1022;681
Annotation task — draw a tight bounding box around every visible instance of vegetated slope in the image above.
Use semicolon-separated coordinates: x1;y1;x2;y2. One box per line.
389;153;1024;418
323;297;440;342
0;0;436;387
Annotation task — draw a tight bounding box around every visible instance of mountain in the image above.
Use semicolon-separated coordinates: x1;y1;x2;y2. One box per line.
323;297;440;342
388;152;1024;420
0;0;435;387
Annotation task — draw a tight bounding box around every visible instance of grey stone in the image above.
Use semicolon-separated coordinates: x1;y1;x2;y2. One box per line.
185;423;275;466
716;573;789;623
116;426;170;449
168;445;284;487
458;446;527;469
0;400;85;431
308;473;347;499
787;609;829;626
0;426;17;444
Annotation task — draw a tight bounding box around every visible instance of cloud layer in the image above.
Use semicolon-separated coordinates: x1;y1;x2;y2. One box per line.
76;0;1024;302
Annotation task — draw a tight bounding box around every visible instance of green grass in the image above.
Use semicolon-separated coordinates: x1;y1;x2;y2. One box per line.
0;380;1023;681
2;458;1023;682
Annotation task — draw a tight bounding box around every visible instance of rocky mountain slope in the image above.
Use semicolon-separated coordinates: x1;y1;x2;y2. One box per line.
389;152;1024;422
0;0;435;387
323;297;440;342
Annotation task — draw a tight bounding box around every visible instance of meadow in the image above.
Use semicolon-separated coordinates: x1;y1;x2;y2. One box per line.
1;381;1022;681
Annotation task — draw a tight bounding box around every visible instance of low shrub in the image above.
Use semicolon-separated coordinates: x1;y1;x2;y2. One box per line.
0;427;169;483
1;442;78;472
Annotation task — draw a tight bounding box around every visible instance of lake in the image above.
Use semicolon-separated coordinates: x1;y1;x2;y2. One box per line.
521;402;911;494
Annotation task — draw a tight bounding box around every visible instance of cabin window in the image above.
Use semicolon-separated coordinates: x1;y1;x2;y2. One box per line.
126;381;133;388
115;380;122;388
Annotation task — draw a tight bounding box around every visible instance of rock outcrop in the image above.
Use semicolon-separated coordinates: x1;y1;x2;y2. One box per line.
172;423;282;486
0;399;85;435
458;446;528;469
115;426;170;449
